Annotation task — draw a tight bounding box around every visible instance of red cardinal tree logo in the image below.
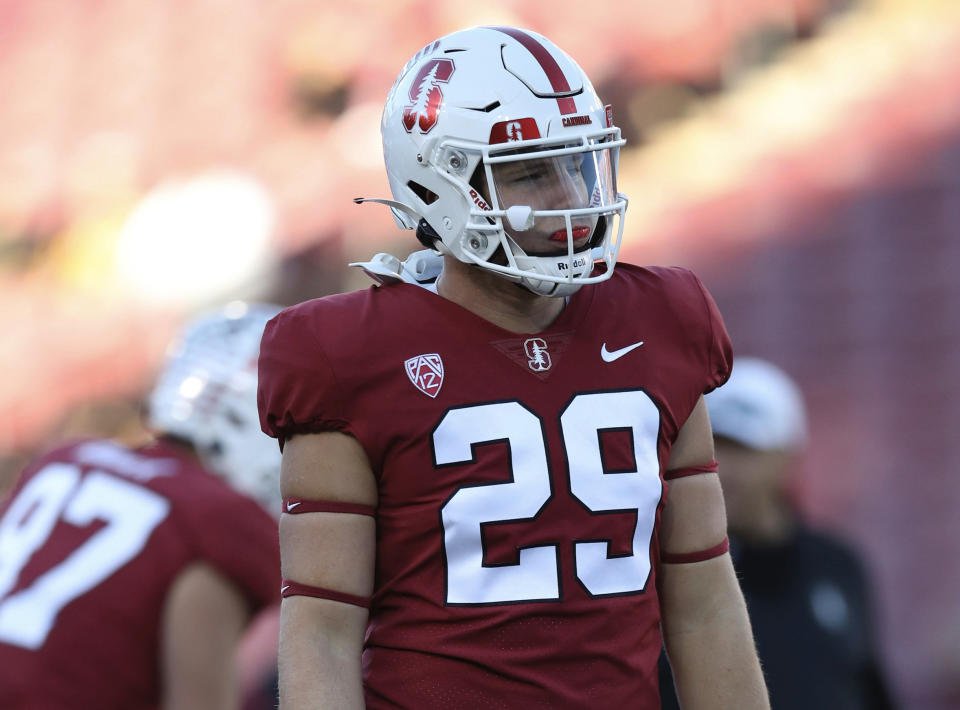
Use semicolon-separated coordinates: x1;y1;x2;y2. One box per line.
403;58;455;134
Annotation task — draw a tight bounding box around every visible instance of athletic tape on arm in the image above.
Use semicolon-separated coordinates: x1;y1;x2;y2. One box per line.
281;497;376;517
279;498;375;606
661;537;730;564
280;579;371;608
661;461;727;563
663;460;719;480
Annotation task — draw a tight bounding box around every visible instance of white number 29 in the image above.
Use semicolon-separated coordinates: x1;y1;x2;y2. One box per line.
435;390;662;605
0;463;170;649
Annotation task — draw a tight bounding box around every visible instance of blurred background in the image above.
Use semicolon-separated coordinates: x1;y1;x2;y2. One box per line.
0;0;958;706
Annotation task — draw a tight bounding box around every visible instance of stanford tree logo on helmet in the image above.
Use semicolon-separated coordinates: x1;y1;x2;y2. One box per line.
402;58;456;134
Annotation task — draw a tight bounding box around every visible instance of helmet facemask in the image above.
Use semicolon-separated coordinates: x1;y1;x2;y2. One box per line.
454;132;626;296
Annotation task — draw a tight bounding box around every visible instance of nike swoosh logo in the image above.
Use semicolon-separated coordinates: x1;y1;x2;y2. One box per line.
280;585;290;594
601;341;644;362
286;501;301;511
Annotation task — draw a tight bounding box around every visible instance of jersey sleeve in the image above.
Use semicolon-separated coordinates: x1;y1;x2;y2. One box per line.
647;266;733;397
690;271;733;394
257;302;350;448
174;482;280;611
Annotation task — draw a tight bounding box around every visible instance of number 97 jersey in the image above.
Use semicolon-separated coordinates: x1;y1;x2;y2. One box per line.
0;438;279;709
258;263;732;710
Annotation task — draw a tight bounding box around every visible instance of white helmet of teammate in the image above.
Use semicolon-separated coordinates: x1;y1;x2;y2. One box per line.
373;26;628;297
147;301;281;513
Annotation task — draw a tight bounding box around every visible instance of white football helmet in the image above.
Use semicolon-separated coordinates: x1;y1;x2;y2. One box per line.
371;26;628;297
146;301;282;513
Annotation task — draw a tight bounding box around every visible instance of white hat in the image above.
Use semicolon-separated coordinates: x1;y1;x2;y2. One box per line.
705;357;808;451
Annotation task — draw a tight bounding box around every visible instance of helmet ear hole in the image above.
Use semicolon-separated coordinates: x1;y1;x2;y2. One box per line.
407;181;438;206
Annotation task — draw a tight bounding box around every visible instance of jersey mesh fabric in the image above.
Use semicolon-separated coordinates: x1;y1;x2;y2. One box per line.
258;264;732;710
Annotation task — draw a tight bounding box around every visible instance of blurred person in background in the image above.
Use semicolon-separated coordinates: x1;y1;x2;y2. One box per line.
659;356;897;710
259;25;767;710
0;302;282;710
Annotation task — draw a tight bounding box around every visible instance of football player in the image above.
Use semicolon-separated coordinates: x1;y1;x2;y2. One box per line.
0;302;282;710
259;26;769;709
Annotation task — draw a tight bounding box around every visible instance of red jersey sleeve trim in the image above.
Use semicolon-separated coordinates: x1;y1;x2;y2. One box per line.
280;579;371;608
281;498;376;517
663;460;719;480
661;536;730;564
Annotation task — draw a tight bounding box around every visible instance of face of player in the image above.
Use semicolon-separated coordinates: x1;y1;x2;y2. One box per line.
714;437;798;541
488;151;609;256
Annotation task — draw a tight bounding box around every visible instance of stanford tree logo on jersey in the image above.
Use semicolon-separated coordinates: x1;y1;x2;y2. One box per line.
524;338;552;372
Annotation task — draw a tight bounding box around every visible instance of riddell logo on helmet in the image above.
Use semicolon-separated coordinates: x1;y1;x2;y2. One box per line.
469;188;491;211
403;58;456;134
557;255;589;271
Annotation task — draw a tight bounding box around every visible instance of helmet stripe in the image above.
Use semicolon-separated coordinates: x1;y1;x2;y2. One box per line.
489;26;577;115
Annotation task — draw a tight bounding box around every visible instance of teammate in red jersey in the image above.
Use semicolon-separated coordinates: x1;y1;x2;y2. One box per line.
0;302;282;710
258;26;769;710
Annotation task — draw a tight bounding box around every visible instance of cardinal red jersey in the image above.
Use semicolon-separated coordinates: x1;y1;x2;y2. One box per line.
0;438;280;710
258;264;732;710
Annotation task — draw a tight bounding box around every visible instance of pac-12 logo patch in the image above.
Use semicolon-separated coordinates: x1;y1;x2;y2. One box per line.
404;353;444;398
402;58;455;134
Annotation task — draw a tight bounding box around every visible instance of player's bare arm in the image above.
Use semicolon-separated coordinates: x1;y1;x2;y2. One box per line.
161;563;250;710
659;396;770;710
278;431;377;710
